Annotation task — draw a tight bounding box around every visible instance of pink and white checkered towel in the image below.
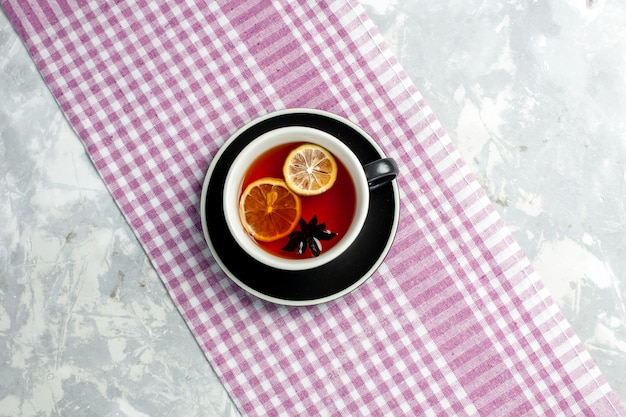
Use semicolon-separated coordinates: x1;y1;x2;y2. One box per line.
4;0;624;415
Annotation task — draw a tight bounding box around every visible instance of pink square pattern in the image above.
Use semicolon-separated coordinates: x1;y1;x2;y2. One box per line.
3;0;624;415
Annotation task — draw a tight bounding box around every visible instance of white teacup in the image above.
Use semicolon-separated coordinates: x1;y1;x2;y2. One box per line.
223;126;397;271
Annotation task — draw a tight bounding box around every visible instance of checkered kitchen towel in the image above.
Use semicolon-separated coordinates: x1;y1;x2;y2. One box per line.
4;0;625;415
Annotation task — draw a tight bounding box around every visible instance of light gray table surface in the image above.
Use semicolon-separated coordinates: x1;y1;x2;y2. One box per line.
1;1;624;415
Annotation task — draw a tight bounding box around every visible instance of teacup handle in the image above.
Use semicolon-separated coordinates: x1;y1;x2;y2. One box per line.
363;158;399;190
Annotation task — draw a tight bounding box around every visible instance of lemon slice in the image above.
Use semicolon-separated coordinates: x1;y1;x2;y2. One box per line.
283;144;338;196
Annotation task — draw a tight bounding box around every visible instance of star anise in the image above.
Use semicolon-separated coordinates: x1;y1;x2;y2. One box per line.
281;215;338;257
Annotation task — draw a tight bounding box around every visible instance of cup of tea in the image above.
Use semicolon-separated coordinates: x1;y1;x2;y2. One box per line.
222;126;398;271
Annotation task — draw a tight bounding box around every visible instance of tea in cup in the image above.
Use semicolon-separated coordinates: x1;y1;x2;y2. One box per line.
223;126;397;270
